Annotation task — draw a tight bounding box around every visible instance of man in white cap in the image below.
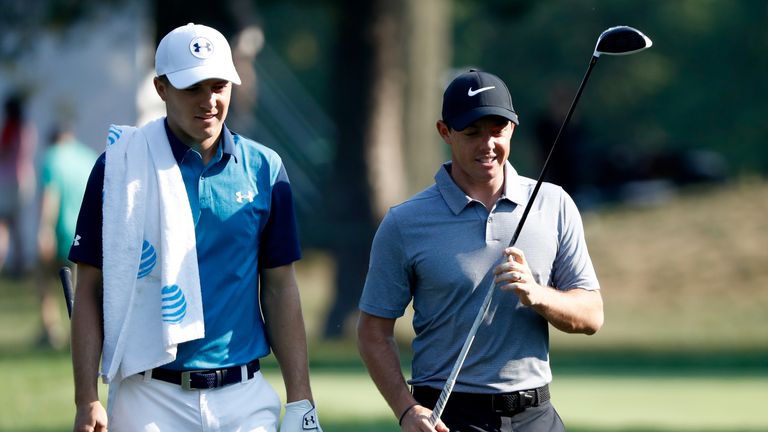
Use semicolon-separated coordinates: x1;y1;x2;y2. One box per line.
69;23;321;431
358;70;603;431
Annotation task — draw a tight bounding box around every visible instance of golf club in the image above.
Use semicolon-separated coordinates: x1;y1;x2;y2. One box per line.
429;26;652;426
59;266;74;318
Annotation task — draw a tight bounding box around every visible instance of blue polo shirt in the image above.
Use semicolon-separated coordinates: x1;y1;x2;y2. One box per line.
69;120;301;370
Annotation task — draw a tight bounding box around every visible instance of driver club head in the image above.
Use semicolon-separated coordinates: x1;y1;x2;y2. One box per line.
594;26;652;57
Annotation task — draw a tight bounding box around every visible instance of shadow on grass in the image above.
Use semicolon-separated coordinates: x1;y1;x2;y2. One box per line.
3;341;767;377
7;421;765;432
322;423;768;432
566;428;766;432
262;341;768;377
550;347;768;376
0;345;72;368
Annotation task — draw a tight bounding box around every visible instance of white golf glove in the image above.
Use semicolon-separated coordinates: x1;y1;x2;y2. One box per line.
280;399;322;432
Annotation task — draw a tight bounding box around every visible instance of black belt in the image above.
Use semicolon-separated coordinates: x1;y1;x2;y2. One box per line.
142;359;260;390
413;384;550;414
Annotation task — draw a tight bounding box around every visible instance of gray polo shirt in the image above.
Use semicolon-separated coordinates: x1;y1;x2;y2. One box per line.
360;161;599;393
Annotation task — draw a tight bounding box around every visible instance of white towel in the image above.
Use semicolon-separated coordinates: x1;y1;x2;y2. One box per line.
101;118;204;383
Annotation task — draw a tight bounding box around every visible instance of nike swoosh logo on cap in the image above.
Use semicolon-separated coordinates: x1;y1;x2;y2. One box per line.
468;86;495;97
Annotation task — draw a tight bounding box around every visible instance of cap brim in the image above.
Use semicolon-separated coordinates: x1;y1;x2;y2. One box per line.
448;106;519;131
166;64;242;89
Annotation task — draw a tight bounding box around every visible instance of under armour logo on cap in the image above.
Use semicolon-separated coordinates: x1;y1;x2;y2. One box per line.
155;23;241;89
190;37;214;59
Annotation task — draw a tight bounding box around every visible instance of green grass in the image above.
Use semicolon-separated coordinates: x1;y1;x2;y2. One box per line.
552;375;768;431
1;349;766;432
2;180;768;431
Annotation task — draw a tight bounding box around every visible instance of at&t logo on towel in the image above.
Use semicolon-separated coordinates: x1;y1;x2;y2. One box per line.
137;240;157;279
161;284;187;324
107;125;122;146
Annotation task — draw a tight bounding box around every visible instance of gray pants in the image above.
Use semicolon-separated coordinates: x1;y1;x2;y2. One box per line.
439;401;565;432
413;386;565;432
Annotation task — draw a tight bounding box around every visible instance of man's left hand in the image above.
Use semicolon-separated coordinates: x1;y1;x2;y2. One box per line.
494;247;548;306
280;399;322;432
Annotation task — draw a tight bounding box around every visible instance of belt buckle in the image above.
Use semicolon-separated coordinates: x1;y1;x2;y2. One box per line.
491;394;518;414
182;369;226;390
519;390;535;407
492;391;532;414
180;370;205;391
181;370;216;390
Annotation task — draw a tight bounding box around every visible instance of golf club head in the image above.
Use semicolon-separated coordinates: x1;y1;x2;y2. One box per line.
594;26;652;57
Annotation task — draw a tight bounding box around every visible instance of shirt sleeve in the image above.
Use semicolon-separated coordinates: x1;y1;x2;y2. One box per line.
258;164;301;268
68;152;105;268
552;190;600;291
358;210;413;319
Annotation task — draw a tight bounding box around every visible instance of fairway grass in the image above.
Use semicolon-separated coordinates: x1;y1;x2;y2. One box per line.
552;375;768;431
3;350;765;432
265;370;768;431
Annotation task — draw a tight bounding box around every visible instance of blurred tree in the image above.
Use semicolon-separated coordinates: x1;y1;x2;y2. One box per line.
403;0;452;194
321;0;451;339
0;0;128;61
321;0;403;338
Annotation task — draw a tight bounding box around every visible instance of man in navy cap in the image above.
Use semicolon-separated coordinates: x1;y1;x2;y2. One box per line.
357;70;603;432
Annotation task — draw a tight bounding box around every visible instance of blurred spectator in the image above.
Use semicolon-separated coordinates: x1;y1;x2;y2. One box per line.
36;123;97;348
596;147;728;206
0;94;37;276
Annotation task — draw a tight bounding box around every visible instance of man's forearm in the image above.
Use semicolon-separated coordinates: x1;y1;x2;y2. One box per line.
71;264;104;405
266;302;313;402
357;313;417;419
532;287;604;335
261;265;313;403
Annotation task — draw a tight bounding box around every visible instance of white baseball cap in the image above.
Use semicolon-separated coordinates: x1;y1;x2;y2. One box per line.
155;23;241;89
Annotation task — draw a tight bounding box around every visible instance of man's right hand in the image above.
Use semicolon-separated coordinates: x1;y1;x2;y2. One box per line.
74;401;108;432
400;405;449;432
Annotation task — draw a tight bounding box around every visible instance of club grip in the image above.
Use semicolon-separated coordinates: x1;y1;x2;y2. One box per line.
59;266;74;318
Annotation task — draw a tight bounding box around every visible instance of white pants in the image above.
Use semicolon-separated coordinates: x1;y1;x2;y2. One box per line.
109;370;281;432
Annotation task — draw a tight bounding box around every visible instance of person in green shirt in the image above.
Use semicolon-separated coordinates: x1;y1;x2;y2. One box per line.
36;123;97;348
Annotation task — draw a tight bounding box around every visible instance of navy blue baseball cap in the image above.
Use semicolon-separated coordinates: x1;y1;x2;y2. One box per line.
442;70;519;131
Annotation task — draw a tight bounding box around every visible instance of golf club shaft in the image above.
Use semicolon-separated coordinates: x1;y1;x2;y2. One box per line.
428;271;497;425
59;266;74;319
430;55;600;426
510;55;598;246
